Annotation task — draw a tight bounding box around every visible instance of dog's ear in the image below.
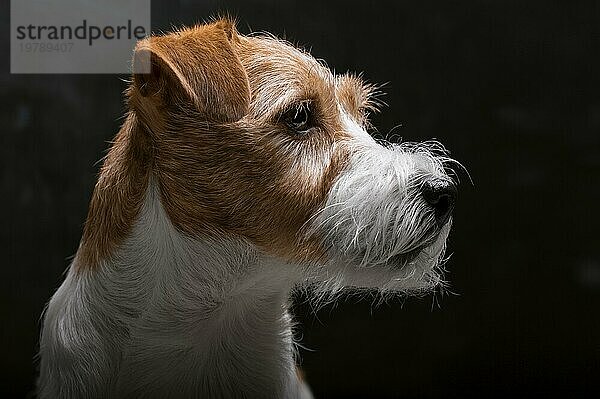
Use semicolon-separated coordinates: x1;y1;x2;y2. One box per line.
132;19;250;122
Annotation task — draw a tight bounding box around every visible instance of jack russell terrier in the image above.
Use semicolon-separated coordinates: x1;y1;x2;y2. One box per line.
38;18;458;399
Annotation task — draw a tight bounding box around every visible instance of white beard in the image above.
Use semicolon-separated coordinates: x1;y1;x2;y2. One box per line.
305;137;454;296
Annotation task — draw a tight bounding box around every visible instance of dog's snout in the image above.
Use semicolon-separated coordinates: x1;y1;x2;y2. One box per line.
422;179;456;227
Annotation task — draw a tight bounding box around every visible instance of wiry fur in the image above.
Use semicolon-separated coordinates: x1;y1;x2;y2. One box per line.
38;18;458;399
301;118;454;306
39;184;310;398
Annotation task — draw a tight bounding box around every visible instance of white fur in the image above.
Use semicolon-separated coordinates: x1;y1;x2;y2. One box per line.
304;115;452;298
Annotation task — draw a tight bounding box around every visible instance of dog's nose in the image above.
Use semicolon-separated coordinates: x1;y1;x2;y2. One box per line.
421;179;456;227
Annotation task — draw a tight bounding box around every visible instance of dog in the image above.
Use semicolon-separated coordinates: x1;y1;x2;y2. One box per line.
38;18;457;399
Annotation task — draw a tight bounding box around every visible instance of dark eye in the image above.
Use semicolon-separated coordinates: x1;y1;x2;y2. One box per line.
282;102;312;133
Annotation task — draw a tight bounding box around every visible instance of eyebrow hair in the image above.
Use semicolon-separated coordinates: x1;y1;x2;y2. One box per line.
252;74;336;122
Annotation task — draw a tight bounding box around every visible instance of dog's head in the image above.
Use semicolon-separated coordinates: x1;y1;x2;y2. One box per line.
128;18;457;293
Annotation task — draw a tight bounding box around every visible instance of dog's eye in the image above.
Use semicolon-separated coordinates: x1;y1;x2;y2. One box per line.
282;102;312;133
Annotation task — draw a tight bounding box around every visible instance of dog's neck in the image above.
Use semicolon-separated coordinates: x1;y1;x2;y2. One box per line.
41;125;308;398
107;185;302;396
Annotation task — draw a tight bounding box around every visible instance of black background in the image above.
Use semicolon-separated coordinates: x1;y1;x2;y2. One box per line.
2;0;599;397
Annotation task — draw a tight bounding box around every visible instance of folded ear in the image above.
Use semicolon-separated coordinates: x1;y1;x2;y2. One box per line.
132;19;250;122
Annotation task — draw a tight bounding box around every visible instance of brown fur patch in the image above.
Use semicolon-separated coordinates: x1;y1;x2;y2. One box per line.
295;366;306;382
131;19;250;123
77;19;374;270
76;113;151;269
336;73;382;128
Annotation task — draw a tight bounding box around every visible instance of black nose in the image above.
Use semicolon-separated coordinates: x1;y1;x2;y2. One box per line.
422;179;457;227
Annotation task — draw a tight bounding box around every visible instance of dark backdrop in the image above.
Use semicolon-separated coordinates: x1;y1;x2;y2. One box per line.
2;0;599;397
